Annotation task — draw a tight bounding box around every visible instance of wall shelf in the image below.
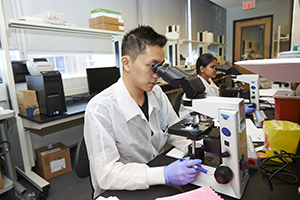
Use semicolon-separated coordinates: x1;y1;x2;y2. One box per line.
209;42;227;47
180;39;208;47
8;19;125;37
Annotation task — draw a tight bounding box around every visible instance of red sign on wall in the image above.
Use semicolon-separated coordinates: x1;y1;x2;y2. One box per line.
243;1;256;10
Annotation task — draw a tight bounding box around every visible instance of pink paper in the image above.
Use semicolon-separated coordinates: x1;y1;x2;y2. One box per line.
155;186;223;200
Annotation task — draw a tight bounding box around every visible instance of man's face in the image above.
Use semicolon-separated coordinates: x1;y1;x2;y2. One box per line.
128;45;165;92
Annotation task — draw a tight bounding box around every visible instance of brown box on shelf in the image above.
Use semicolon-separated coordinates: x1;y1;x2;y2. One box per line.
16;90;40;117
90;23;124;32
35;142;72;180
89;16;123;26
0;168;3;189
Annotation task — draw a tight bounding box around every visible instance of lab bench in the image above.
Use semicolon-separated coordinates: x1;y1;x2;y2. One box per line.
101;146;300;200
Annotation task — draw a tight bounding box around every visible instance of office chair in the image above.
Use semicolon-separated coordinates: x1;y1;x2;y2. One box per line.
173;91;185;117
74;136;90;178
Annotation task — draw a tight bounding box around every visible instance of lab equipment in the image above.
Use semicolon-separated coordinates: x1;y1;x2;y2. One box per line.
11;60;30;83
164;158;202;185
26;58;54;76
252;110;265;128
247;136;258;166
231;74;260;110
86;66;120;95
0;110;29;198
216;65;260;110
153;63;249;199
26;71;67;116
224;72;266;127
273;90;300;124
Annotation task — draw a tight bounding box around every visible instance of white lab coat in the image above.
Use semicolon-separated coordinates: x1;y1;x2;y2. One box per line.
84;78;190;198
198;75;219;97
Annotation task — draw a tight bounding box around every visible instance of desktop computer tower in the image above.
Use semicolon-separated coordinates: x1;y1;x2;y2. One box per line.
26;71;67;116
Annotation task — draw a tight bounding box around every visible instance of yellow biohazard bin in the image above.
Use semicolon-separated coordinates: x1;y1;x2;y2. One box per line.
263;120;300;162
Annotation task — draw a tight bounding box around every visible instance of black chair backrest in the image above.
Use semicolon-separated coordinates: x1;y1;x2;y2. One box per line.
74;136;90;178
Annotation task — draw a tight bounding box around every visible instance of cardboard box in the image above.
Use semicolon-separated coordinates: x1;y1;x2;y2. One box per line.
35;142;72;180
90;23;124;32
0;168;3;189
16;90;40;117
89;16;124;26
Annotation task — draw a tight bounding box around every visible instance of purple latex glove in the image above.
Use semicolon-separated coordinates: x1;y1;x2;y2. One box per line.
164;157;202;185
245;104;256;114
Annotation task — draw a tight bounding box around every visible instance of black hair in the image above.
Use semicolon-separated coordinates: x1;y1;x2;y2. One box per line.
121;25;167;62
196;53;217;75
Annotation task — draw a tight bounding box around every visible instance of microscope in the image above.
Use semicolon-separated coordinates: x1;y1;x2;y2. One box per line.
232;74;267;128
216;65;266;128
152;63;249;199
232;74;260;110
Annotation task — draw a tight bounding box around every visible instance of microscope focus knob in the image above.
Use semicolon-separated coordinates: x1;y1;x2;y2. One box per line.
214;165;233;184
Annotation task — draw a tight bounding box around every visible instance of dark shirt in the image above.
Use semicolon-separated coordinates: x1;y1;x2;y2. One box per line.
138;92;153;136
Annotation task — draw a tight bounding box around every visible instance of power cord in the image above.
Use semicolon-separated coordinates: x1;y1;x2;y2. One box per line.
240;160;274;191
241;150;300;191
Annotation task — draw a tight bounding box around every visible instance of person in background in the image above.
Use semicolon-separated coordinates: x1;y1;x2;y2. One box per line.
196;53;255;114
196;53;219;96
84;25;201;198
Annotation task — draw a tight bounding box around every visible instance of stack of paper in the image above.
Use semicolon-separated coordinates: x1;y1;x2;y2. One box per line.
155;185;223;200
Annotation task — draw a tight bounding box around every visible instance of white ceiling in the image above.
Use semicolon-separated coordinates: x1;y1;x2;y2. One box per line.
209;0;269;9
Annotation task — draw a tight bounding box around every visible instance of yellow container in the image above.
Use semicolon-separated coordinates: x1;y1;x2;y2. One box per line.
263;120;300;162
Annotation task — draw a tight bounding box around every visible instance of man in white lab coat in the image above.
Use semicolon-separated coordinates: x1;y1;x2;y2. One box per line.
84;25;202;198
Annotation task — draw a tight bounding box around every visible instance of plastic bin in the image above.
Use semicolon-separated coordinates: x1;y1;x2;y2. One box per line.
263;120;300;162
273;90;300;124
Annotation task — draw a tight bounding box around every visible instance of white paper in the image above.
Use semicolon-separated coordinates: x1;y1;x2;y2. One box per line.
96;196;120;200
259;89;291;97
166;148;187;159
246;118;264;142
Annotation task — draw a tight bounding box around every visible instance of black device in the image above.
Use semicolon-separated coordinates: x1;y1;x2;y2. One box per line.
26;71;67;116
11;60;30;83
86;66;120;95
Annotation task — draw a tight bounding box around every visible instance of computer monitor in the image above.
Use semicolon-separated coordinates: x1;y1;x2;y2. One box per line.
86;66;121;95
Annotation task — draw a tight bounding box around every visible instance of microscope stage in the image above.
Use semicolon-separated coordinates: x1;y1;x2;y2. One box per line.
168;118;214;140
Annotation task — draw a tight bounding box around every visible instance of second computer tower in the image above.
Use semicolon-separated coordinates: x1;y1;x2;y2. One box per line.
26;71;67;116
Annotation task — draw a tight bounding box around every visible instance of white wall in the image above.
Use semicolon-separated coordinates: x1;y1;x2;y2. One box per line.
3;0;225;58
2;0;225;149
226;0;292;63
